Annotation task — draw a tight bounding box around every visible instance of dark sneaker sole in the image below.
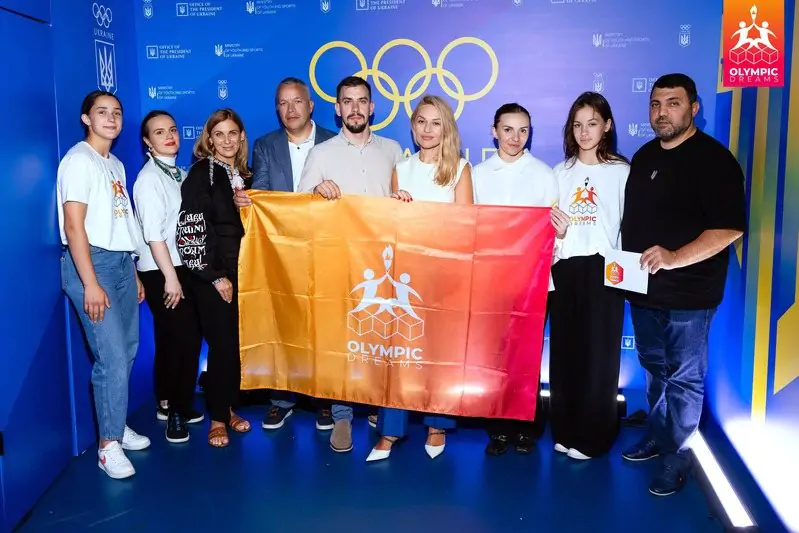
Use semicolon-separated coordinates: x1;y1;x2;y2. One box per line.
649;486;679;497
166;433;190;444
157;411;168;421
623;453;660;462
316;421;334;430
262;409;293;430
330;443;353;453
186;414;204;424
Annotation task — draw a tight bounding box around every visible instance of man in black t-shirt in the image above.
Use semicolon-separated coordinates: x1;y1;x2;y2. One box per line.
620;73;746;497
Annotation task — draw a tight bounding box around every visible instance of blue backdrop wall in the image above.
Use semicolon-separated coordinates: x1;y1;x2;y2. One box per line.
0;3;67;531
133;0;723;412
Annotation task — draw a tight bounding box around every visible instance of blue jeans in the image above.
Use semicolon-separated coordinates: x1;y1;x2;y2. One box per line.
378;407;456;437
630;305;716;468
62;247;139;441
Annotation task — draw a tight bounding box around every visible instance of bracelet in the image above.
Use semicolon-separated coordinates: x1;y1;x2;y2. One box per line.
213;277;225;286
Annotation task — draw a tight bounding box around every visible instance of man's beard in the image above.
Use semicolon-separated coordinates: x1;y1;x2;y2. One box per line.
344;115;367;134
654;118;690;142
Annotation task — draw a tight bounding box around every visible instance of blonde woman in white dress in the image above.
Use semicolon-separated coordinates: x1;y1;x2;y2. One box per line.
366;95;473;462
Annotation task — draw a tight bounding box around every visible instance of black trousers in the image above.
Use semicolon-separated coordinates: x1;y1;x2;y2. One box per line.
486;302;550;440
549;254;625;457
191;269;241;423
139;266;203;416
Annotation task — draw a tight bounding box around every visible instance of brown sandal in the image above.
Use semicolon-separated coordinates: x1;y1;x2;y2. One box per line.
229;412;251;433
208;426;229;448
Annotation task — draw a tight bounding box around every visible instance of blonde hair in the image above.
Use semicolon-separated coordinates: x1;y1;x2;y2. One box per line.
194;108;252;178
411;95;461;186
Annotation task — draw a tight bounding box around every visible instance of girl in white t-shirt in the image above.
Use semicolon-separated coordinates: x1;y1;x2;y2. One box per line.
367;95;472;463
471;103;570;456
549;91;630;461
133;111;204;445
57;91;150;480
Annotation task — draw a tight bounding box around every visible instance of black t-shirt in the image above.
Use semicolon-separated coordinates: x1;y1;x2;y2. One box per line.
620;129;746;310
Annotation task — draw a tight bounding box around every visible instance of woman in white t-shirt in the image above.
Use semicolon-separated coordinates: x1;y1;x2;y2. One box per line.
57;91;150;480
549;91;629;461
133;111;204;445
471;103;570;456
366;95;472;463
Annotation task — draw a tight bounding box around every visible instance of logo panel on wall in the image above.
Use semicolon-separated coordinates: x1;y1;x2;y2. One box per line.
245;0;299;15
722;1;784;87
218;80;229;100
309;37;499;131
591;31;651;49
175;2;224;17
92;3;117;94
143;0;154;19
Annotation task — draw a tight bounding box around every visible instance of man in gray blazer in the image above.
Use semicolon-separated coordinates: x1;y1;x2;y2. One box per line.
235;77;335;432
250;77;336;192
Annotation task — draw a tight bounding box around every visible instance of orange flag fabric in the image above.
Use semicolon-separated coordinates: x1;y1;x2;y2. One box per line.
238;191;554;421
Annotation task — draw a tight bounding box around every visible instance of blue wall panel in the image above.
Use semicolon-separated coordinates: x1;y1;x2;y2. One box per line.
51;0;150;455
0;0;50;22
0;9;70;533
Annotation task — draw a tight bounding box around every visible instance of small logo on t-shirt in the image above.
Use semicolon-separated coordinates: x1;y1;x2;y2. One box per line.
111;178;129;218
567;177;599;225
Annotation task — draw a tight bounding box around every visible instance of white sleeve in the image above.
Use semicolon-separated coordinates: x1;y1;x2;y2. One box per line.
58;153;93;205
545;166;560;207
133;176;168;243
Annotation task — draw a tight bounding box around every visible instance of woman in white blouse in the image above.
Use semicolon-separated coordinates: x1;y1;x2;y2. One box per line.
133;111;204;445
471;103;569;456
366;95;472;462
549;91;630;461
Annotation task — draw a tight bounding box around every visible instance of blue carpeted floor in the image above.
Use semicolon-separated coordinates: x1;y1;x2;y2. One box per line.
16;404;723;533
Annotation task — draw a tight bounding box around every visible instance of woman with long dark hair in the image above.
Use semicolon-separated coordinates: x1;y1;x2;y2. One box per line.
133;110;204;444
58;90;150;479
549;91;629;460
177;108;252;448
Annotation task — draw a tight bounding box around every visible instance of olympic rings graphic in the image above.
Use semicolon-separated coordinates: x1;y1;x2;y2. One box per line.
92;3;113;28
309;37;499;131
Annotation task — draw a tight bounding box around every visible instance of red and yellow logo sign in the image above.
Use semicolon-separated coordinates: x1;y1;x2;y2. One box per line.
606;261;623;285
722;0;784;88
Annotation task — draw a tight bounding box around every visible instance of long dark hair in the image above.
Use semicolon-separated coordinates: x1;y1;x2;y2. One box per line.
80;90;122;137
562;92;628;166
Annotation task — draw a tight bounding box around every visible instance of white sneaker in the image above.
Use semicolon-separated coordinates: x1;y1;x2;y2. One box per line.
122;426;151;451
98;441;135;479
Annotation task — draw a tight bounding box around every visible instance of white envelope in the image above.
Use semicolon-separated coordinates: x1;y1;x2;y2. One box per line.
603;249;648;294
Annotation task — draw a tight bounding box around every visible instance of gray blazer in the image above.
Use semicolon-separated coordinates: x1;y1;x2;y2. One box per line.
250;124;336;191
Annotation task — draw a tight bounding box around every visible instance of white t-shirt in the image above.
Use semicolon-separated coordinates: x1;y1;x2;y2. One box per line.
395;152;469;203
553;157;629;261
288;120;316;192
472;151;558;207
57;141;144;254
133;154;186;272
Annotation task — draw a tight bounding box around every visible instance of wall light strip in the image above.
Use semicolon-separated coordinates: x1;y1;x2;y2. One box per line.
690;430;755;528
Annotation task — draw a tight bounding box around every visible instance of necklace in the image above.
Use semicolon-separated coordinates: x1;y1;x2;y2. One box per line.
152;155;183;183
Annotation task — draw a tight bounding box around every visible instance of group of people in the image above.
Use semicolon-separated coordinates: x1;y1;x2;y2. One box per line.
56;71;746;499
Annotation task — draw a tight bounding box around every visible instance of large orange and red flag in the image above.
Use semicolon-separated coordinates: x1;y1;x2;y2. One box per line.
238;192;554;421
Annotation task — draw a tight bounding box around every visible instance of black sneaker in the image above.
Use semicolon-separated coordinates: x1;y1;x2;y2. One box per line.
166;412;189;443
157;403;169;421
316;409;334;430
515;434;535;454
649;463;687;496
485;435;509;456
185;409;204;424
262;406;293;429
622;438;660;462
